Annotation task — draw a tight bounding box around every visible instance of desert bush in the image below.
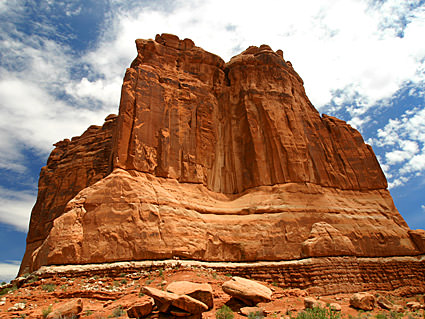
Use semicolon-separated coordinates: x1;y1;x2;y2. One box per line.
0;284;17;295
296;306;341;319
111;305;125;317
42;305;52;318
248;311;264;319
216;305;234;319
41;284;56;292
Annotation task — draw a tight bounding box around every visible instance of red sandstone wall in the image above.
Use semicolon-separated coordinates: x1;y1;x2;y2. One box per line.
19;115;117;275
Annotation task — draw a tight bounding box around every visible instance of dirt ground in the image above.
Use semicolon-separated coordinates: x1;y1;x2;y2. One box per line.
1;267;424;318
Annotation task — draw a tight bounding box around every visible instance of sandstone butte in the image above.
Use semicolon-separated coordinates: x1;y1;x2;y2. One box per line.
19;34;425;289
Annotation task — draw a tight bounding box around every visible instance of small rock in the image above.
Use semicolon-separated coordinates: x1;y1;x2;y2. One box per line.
240;306;265;317
350;292;375;311
392;305;404;313
8;302;26;312
377;296;393;310
304;297;325;309
0;297;6;306
406;301;421;311
329;303;342;311
46;298;83;319
222;277;272;306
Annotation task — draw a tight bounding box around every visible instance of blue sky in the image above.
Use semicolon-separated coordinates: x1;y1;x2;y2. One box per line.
0;0;424;282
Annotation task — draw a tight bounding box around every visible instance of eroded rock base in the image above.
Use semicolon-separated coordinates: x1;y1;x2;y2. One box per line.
22;255;425;295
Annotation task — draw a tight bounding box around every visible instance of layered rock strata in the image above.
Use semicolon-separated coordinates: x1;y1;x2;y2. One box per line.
20;33;425;277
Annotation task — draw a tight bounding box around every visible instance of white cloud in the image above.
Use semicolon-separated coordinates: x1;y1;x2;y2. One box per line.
84;0;425;128
0;186;36;231
0;261;20;282
0;0;424;232
370;106;425;187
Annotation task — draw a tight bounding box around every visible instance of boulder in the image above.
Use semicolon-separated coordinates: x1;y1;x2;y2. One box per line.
222;277;272;306
392;305;404;313
329;303;342;312
141;286;178;312
8;302;25;312
127;297;154;318
406;301;421;311
167;281;213;309
46;298;83;319
304;297;326;309
350;292;375;311
171;294;208;314
377;296;393;310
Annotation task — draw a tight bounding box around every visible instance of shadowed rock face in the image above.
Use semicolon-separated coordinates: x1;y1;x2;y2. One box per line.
19;33;424;275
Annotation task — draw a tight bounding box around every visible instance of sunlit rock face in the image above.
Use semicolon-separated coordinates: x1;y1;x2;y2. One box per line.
20;33;424;275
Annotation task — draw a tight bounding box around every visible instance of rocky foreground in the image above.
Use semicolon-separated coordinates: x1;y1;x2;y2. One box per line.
1;263;425;318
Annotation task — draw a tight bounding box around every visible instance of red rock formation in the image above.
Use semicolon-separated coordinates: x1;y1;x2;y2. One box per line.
19;34;425;276
19;115;117;274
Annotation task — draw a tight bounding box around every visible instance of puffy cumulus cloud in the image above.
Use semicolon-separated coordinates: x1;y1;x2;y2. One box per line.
78;0;425;115
0;0;424;232
0;78;110;171
370;106;425;188
0;187;35;231
0;261;20;282
0;1;117;173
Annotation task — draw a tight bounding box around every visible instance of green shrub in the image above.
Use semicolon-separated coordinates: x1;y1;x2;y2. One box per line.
42;305;52;318
41;284;56;292
28;275;39;283
375;313;388;319
111;305;125;317
248;311;264;319
216;305;234;319
389;311;403;319
0;284;17;295
296;307;341;319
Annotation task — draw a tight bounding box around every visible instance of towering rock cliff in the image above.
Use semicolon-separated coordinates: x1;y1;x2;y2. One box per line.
19;34;425;275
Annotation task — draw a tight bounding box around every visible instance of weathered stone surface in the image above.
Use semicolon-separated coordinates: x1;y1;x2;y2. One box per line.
46;298;83;319
222;276;272;306
127;297;154;318
171;294;208;314
406;301;422;311
329;303;342;311
19;34;425;276
304;297;326;309
141;285;208;315
167;281;213;309
8;302;25;312
240;306;265;316
141;286;178;312
392;305;404;313
409;229;425;253
350;292;375;311
20;115;117;275
301;222;356;257
377;296;393;310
